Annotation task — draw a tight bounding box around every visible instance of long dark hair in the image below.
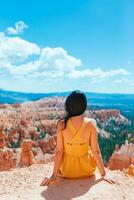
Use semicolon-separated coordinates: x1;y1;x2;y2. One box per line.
63;90;87;129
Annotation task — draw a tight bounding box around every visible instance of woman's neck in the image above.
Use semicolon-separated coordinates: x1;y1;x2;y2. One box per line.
69;115;84;131
70;114;84;122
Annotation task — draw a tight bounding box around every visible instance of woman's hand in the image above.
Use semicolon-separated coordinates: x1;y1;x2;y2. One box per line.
101;173;116;184
40;174;58;186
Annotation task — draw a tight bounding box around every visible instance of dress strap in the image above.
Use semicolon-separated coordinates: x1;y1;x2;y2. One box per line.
67;119;87;138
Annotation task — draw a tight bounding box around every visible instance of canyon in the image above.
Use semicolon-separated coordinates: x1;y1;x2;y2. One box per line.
0;97;131;170
0;97;134;200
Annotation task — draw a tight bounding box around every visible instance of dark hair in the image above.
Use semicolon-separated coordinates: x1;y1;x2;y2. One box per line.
63;90;87;129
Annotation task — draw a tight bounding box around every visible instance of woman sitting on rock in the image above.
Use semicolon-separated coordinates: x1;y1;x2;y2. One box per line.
41;90;115;186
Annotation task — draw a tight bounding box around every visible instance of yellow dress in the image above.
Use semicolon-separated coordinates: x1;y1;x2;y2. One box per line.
59;118;96;178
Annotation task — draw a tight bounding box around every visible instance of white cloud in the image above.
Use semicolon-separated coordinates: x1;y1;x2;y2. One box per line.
0;23;130;83
6;21;28;35
0;32;40;62
39;47;81;71
5;47;81;78
0;31;81;78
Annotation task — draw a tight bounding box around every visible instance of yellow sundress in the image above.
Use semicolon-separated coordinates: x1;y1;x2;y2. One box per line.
59;118;97;178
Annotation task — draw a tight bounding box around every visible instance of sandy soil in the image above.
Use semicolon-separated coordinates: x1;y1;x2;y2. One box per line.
0;163;134;200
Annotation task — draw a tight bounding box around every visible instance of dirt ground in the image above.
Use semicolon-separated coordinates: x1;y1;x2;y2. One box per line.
0;163;134;200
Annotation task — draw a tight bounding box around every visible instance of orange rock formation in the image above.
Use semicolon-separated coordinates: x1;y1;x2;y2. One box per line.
20;139;35;167
108;143;134;170
0;128;16;171
127;165;134;176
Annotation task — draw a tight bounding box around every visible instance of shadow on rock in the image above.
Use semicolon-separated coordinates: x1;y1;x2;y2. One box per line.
41;175;102;200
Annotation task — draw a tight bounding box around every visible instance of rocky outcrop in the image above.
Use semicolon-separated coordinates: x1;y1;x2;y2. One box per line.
19;139;35;167
127;165;134;176
94;110;121;121
40;119;57;135
89;109;130;126
108;144;134;170
0;148;16;171
0;129;16;171
39;134;57;154
19;134;56;166
0;129;5;148
0;149;16;171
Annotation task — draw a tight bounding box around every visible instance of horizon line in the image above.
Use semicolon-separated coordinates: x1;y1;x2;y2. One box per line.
0;88;134;96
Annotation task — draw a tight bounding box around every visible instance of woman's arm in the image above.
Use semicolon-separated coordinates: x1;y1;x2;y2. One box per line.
90;121;115;184
90;121;105;177
40;121;64;186
53;121;64;176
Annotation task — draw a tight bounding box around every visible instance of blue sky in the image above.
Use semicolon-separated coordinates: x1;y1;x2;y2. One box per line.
0;0;134;93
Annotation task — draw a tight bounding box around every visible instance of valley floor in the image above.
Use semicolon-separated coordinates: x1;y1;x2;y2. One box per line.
0;163;134;200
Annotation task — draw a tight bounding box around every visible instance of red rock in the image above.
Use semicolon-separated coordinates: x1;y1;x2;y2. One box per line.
11;103;21;109
0;133;5;148
0;104;7;109
108;152;121;170
131;156;134;165
20;139;35;167
39;135;56;154
127;164;134;176
108;144;134;170
119;154;131;170
20;119;29;128
0;149;4;171
0;149;16;171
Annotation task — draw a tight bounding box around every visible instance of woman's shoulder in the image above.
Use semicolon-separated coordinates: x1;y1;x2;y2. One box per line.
84;117;97;130
84;117;96;124
57;119;65;131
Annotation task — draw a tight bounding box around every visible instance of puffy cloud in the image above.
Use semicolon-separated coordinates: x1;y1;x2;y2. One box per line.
39;47;81;71
0;23;130;83
7;47;81;78
0;32;40;63
0;32;81;78
6;21;28;35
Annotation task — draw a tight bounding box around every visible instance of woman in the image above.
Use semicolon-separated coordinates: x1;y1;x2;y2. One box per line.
41;90;115;186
